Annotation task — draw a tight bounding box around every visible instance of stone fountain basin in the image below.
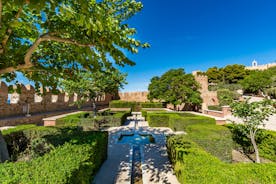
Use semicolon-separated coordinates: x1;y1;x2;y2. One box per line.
118;133;155;145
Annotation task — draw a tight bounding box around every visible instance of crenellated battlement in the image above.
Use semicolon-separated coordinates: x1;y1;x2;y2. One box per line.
0;81;112;118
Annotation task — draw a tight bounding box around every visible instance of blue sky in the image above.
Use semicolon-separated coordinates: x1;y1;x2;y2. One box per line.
120;0;276;92
8;0;276;92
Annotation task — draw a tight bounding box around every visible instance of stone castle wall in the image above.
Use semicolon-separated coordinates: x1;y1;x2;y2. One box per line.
118;91;149;102
193;73;219;109
0;81;113;119
245;62;276;71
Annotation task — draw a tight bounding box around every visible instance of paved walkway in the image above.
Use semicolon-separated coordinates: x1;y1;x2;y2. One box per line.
92;112;180;184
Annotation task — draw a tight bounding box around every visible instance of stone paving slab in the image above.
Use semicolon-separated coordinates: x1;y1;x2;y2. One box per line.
92;131;132;184
141;144;180;184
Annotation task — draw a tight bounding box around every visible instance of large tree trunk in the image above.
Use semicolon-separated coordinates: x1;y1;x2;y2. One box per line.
249;129;260;163
0;131;10;163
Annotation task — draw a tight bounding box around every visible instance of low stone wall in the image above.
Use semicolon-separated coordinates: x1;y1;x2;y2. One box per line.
203;109;224;118
203;106;231;118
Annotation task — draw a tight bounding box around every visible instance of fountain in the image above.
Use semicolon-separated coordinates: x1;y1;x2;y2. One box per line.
117;112;154;184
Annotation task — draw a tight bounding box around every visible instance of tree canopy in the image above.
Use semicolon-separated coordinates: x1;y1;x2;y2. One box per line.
239;70;272;95
204;64;249;84
0;0;149;90
231;99;276;163
148;68;202;110
61;68;126;116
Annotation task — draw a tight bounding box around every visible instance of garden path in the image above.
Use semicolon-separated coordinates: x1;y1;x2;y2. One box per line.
92;112;180;184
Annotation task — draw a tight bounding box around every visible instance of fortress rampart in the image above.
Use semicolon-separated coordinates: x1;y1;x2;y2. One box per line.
118;91;149;102
0;81;112;125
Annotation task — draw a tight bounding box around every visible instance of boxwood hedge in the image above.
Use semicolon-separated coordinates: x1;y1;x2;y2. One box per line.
167;135;276;184
147;112;233;162
109;100;163;111
0;129;108;184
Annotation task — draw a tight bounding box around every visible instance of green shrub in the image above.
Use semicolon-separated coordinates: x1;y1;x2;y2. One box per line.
167;135;276;184
56;112;91;126
209;83;243;91
227;124;276;162
147;112;232;162
208;105;222;111
147;114;170;127
109;100;139;110
3;126;61;161
0;131;108;184
141;102;163;108
1;124;37;135
217;88;241;106
109;100;163;111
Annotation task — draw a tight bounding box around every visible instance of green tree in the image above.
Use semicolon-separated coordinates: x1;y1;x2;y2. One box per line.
217;88;240;106
61;69;126;117
240;71;272;95
206;66;222;83
148;68;202;110
0;0;149;89
222;64;248;84
0;0;148;163
231;99;276;163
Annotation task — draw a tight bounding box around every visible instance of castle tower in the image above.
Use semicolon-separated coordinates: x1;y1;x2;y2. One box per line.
252;59;258;67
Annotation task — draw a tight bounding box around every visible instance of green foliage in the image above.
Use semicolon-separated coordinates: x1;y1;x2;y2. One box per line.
240;70;272;94
231;99;276;131
140;102;163;108
56;111;131;128
147;114;170;127
1;124;37;135
231;99;276;163
208;83;242;91
0;131;108;183
217;88;241;106
204;64;248;84
227;124;276;162
109;100;163;111
222;64;248;84
265;87;276;99
167;135;276;184
147;112;232;162
208;105;222;111
0;0;149;89
148;68;202;109
109;100;139;109
61;69;126;110
205;66;222;83
3;126;82;161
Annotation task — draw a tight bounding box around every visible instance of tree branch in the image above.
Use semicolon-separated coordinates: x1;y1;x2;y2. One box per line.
0;33;94;75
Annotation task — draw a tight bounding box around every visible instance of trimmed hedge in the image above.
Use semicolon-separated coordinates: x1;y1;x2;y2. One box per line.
56;111;131;128
0;130;108;183
208;105;222;111
167;135;276;184
109;100;163;111
140;102;163;108
147;112;233;162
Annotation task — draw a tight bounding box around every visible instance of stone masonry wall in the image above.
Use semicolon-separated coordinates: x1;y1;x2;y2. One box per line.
119;91;149;102
193;73;219;109
0;81;113;119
